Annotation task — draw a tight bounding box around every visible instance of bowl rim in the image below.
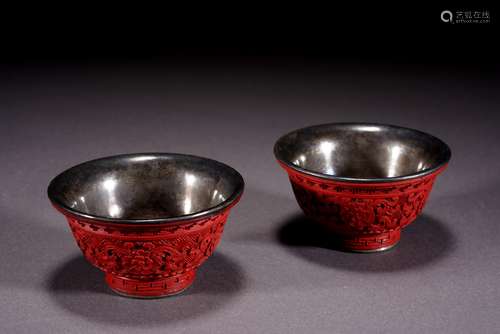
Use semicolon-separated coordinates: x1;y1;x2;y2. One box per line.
274;122;451;183
47;152;245;224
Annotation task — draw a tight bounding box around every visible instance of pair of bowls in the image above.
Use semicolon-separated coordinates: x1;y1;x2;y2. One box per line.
48;123;451;298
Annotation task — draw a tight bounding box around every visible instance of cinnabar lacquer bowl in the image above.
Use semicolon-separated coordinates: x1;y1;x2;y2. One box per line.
274;123;451;252
48;153;244;298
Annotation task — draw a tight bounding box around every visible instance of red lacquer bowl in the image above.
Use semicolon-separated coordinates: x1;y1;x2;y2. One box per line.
274;123;451;252
48;153;244;298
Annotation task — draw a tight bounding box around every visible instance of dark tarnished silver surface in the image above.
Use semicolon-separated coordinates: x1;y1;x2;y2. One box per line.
274;123;451;183
47;153;244;224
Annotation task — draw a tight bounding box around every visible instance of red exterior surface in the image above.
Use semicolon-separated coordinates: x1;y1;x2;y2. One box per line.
279;162;446;252
54;199;239;298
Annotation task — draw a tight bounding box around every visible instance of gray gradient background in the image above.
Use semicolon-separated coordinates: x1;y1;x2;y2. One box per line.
0;63;499;333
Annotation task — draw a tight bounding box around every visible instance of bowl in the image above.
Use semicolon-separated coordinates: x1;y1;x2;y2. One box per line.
48;153;244;298
274;123;451;252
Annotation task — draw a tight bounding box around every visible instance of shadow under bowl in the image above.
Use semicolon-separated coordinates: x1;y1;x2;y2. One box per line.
48;153;244;298
274;123;451;252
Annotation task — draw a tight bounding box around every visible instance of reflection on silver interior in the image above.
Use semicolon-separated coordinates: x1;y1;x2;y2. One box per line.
48;154;244;221
275;123;451;180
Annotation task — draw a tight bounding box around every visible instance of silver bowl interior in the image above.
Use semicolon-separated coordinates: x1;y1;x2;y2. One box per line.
48;153;244;222
274;123;451;182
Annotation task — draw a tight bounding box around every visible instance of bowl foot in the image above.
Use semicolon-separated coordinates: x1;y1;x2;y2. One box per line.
105;270;196;298
335;230;401;253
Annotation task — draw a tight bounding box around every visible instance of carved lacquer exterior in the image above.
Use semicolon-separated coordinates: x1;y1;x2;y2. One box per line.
281;163;446;251
63;211;230;297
